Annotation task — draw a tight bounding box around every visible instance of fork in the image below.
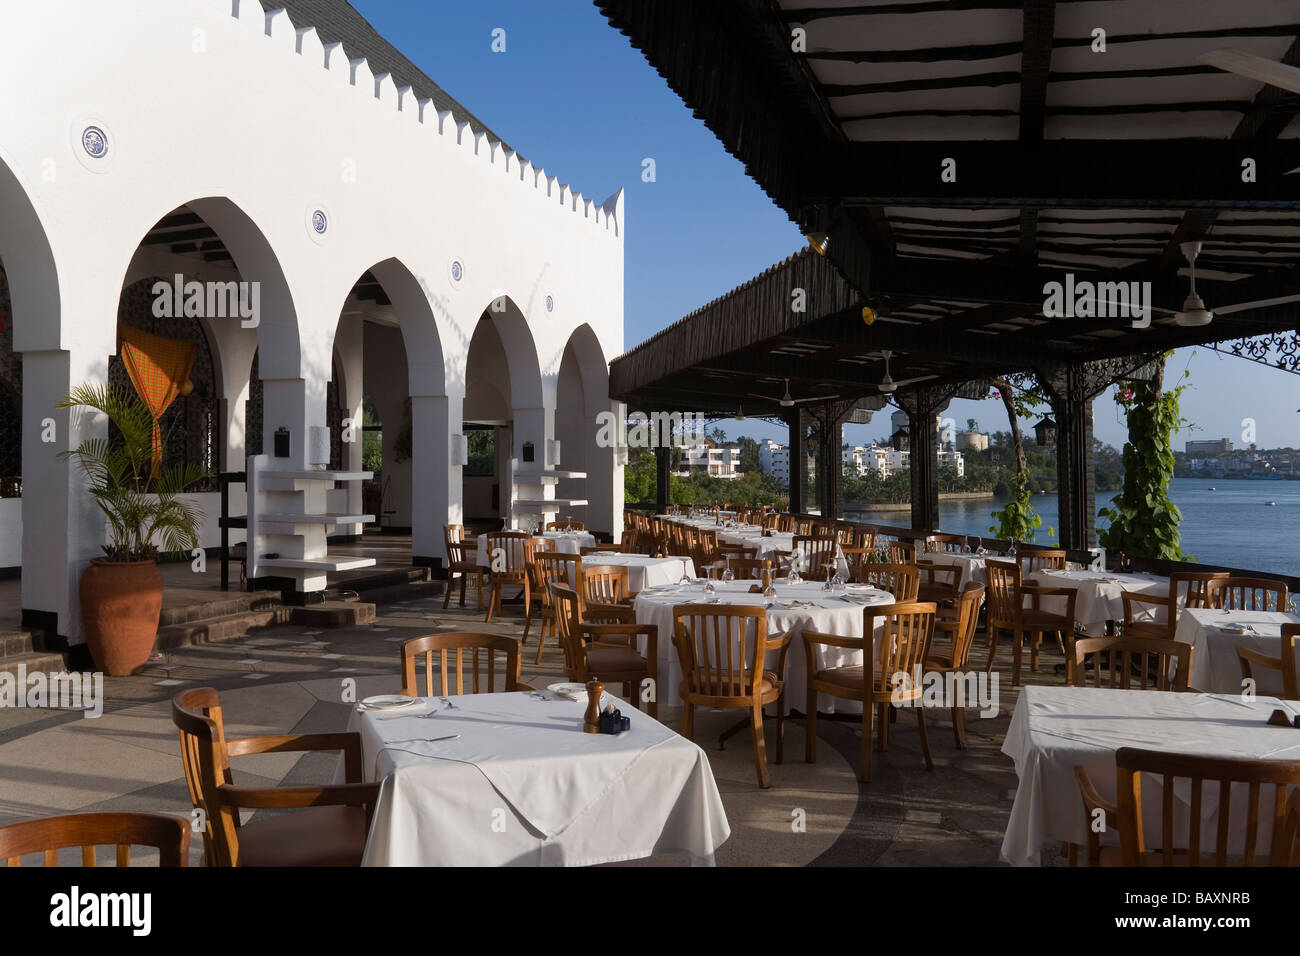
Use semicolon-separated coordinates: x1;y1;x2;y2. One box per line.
377;710;441;721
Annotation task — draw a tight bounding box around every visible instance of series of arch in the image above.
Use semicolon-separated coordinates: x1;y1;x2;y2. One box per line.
0;165;618;642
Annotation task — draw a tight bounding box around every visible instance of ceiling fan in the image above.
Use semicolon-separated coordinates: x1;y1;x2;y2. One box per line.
1198;48;1300;95
747;378;839;407
876;350;936;393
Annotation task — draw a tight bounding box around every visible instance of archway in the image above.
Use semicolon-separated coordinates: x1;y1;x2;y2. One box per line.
463;296;543;530
327;258;448;565
555;323;615;534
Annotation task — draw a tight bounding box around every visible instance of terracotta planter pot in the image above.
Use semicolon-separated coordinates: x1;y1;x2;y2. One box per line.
79;558;164;676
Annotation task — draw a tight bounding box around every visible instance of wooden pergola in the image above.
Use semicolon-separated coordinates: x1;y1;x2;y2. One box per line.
601;0;1300;548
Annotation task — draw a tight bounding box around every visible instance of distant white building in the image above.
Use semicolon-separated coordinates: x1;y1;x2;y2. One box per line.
758;439;790;483
957;431;989;453
843;444;892;476
886;412;964;476
677;442;741;479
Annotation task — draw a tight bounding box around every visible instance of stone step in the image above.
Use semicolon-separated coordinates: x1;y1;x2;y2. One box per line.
0;650;69;680
154;607;293;652
326;565;430;599
0;628;43;659
290;601;376;628
159;592;284;628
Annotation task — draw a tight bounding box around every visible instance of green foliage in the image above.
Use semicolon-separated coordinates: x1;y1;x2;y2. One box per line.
57;383;207;561
466;428;495;477
988;468;1047;542
1098;359;1192;561
734;435;761;474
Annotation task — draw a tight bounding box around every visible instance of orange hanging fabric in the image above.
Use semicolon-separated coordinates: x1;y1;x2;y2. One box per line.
117;325;197;472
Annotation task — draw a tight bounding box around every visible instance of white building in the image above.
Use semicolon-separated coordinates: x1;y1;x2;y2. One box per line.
843;444;892;476
677;443;741;479
956;431;989;453
758;439;790;483
0;0;624;647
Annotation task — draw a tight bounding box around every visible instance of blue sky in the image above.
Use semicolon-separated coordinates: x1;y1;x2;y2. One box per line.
354;0;1300;453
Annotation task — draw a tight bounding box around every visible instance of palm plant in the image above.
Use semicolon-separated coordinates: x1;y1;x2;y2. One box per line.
58;383;207;561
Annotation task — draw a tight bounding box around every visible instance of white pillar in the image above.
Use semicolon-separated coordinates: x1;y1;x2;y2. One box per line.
411;382;460;566
21;347;109;645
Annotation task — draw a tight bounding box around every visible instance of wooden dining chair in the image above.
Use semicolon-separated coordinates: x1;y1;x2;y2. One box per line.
1236;623;1299;700
0;812;190;867
1172;570;1230;610
708;557;772;582
1020;549;1067;573
582;563;633;606
804;601;938;782
851;527;877;550
924;533;966;553
917;562;961;606
984;559;1077;685
172;687;379;867
925;583;986;748
400;631;529;696
483;531;540;634
793;517;814;536
549;582;656;716
856;562;920;601
1122;571;1232;642
793;534;839;581
1075;748;1300;866
1207;577;1289;612
761;511;780;530
889;540;916;564
546;520;585;531
531;551;582;664
442;523;483;610
671;604;793;788
1068;635;1192;692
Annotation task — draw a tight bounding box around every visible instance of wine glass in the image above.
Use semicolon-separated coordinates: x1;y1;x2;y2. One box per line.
722;555;735;583
831;568;847;596
821;562;837;592
788;554;803;586
703;578;716;601
677;563;692;587
963;535;974;554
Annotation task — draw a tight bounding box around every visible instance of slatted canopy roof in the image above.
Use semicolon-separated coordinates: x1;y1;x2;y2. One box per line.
600;0;1300;414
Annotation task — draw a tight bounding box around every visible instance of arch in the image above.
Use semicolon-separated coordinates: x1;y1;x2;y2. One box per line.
0;149;60;352
470;294;543;410
143;196;301;382
368;258;447;399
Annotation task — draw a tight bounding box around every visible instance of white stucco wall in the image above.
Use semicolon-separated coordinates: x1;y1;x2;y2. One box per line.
0;0;624;640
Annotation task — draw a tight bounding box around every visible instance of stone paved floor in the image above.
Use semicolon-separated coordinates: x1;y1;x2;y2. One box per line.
0;585;1074;866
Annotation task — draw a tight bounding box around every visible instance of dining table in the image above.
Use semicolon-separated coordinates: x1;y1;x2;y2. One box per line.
1027;569;1171;636
659;517;851;578
1174;607;1300;696
474;529;598;567
563;551;696;592
348;690;731;866
1000;684;1300;866
632;578;894;714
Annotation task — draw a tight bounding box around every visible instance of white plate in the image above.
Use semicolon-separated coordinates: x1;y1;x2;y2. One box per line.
547;682;588;700
361;695;417;710
1221;623;1255;633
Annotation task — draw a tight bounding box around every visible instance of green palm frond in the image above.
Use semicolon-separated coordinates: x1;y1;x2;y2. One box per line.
60;383;211;561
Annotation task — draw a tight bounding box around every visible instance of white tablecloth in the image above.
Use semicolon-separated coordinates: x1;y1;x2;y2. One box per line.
1174;608;1300;696
475;531;597;567
1029;570;1170;636
564;553;696;592
919;552;993;587
633;579;893;714
350;691;730;866
1001;685;1300;866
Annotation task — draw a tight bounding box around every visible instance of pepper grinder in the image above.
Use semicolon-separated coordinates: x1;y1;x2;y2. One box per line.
583;678;604;733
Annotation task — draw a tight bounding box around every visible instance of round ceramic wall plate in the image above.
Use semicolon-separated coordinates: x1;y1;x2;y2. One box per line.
72;117;117;173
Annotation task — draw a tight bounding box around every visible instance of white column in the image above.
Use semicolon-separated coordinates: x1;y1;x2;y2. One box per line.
411;382;460;566
21;347;109;644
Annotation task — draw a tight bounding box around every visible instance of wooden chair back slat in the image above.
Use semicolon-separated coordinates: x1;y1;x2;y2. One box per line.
672;605;767;700
1069;635;1192;691
0;812;189;867
857;562;920;601
1021;549;1067;573
1208;576;1288;612
400;632;523;697
1115;747;1300;865
793;535;839;581
582;564;631;604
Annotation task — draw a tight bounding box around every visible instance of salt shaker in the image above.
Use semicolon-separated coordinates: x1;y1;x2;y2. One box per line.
583;678;604;733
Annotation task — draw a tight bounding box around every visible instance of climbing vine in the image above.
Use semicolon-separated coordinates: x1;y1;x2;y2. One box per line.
987;374;1053;542
1097;353;1192;561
